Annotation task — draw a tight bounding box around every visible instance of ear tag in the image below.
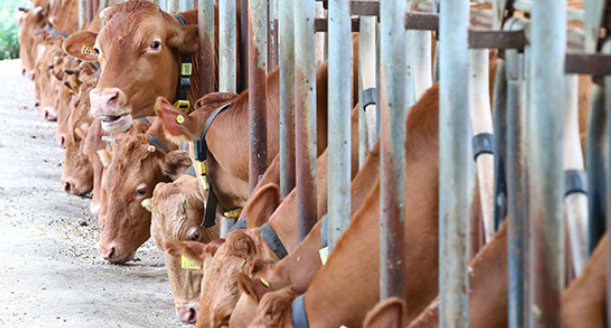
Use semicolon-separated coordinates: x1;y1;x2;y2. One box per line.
319;247;329;265
81;44;96;56
260;278;270;288
176;114;185;124
181;63;193;76
181;254;202;270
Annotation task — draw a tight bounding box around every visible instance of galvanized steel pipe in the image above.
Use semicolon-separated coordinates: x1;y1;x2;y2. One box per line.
358;15;377;157
527;1;566;326
379;0;407;301
167;0;179;14
248;0;268;191
268;0;279;72
78;0;86;29
587;86;606;254
439;0;470;326
603;39;611;326
197;0;215;96
280;0;296;198
327;0;352;251
294;0;317;242
219;0;237;92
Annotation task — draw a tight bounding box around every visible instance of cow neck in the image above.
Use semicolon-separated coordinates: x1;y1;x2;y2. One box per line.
193;103;243;228
171;13;193;114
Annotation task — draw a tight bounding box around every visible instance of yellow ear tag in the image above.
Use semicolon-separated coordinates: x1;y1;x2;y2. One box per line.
81;44;96;56
260;278;270;288
176;114;185;124
181;254;202;270
319;247;329;265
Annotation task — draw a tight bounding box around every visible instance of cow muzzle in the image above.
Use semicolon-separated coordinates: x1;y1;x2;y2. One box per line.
89;88;133;132
43;107;57;121
176;305;199;323
98;242;136;264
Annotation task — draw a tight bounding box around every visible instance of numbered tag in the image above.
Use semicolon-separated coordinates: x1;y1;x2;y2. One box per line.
319;247;329;265
181;254;202;270
81;44;96;56
181;63;193;76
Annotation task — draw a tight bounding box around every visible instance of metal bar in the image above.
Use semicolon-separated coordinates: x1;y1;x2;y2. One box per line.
314;17;360;32
563;74;589;275
587;86;606;254
78;0;86;29
527;1;565;326
327;0;352;251
359;15;377;154
468;30;526;50
492;60;508;231
603;39;611;326
167;0;179;13
469;49;495;244
379;0;407;301
315;2;326;67
240;0;249;92
410;29;432;101
219;0;237;92
505;45;526;328
404;12;439;31
584;0;606;53
268;0;279;72
198;0;215;96
248;0;269;192
316;0;380;16
294;0;317;242
280;0;296;198
438;0;470;326
565;53;611;76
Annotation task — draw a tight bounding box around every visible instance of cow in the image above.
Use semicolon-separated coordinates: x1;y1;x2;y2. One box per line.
96;122;191;264
33;35;66;120
18;6;47;80
141;174;221;323
62;0;241;132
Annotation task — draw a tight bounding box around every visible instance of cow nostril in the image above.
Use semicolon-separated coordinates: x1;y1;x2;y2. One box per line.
64;182;72;194
22;68;26;76
187;308;196;323
106;247;115;260
59;136;66;148
34;101;40;108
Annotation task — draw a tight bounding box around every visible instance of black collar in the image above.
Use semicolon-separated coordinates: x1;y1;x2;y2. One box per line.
171;14;192;113
148;135;171;153
291;294;309;328
259;222;288;259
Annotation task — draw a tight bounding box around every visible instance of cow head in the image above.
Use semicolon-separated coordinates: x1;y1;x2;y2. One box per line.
34;36;66;121
142;176;220;323
97;133;191;264
18;6;47;80
62;0;198;132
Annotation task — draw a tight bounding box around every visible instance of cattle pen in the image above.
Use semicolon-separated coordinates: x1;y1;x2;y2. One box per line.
4;0;611;327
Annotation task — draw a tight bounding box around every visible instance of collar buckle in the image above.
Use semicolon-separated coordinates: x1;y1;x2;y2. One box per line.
173;99;191;113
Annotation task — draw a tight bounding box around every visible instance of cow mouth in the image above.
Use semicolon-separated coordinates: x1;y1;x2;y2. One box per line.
100;114;133;133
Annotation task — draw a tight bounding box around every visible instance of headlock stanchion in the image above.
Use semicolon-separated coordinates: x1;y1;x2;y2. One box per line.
379;0;407;301
527;1;566;326
219;0;237;93
439;0;470;326
294;0;318;242
358;15;377;168
327;0;352;251
247;0;268;191
279;0;296;198
197;0;215;96
603;37;611;328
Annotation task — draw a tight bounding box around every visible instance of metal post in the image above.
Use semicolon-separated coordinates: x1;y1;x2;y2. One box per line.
439;0;470;326
167;0;179;14
280;0;296;199
563;74;589;275
411;29;432;101
315;2;326;67
528;1;566;326
469;49;495;244
358;15;377;163
505;36;526;328
198;0;215;96
327;0;351;251
603;39;611;327
294;0;317;242
78;0;87;29
268;0;279;72
240;0;249;92
379;0;407;300
248;0;268;191
219;0;237;92
587;86;606;254
492;59;508;231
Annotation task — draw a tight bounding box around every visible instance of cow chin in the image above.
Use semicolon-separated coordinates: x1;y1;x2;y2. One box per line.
104;249;136;265
100;114;133;133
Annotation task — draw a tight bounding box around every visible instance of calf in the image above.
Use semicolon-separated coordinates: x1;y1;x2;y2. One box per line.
142;174;220;323
62;0;241;131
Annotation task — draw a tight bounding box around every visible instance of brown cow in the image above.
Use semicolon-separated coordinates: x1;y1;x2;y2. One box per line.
142;174;220;323
33;35;65;120
18;6;47;80
96;122;191;264
62;0;240;132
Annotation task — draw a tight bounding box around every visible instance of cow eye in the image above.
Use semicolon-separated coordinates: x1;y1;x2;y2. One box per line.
150;41;161;50
136;186;147;196
189;230;200;241
93;47;100;55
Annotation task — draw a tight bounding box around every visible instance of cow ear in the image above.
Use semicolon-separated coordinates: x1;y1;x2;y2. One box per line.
238;273;268;303
363;298;406;328
155;97;195;142
167;25;198;54
63;31;98;62
165;239;206;263
241;183;281;229
98;149;112;168
100;5;119;24
162;150;192;180
227;230;258;259
141;198;153;212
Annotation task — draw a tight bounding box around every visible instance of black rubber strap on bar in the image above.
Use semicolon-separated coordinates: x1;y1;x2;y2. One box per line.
320;215;328;249
148;135;171;153
172;14;192;104
362;87;377;109
259;223;288;259
184;166;196;177
472;133;494;161
137;117;151;124
291;294;310;328
201;189;218;228
564;169;587;197
194;104;231;161
229;218;248;233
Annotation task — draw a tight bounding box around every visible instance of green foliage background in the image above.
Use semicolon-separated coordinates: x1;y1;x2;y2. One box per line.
0;0;25;60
